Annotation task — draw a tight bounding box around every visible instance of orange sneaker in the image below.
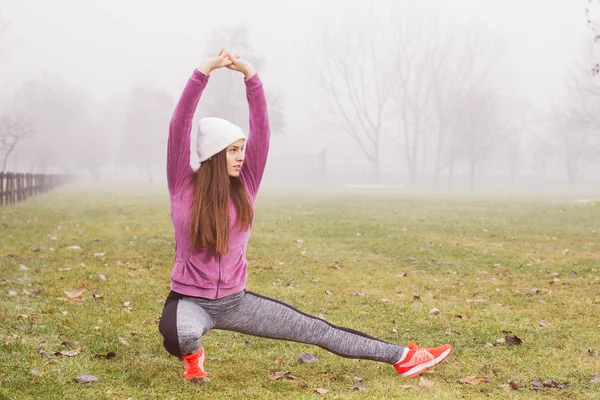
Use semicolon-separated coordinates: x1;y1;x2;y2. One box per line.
183;345;208;382
394;342;452;378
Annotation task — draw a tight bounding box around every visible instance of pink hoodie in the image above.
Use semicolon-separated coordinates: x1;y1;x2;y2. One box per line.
166;69;270;299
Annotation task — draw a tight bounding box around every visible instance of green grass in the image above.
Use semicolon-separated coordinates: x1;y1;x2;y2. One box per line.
1;183;599;399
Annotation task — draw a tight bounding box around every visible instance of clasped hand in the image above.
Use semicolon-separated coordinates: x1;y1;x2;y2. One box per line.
199;49;256;80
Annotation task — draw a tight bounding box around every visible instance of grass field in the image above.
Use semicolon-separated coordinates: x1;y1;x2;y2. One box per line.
1;183;599;399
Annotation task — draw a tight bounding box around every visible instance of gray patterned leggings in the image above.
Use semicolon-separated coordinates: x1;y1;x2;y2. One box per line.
158;290;405;364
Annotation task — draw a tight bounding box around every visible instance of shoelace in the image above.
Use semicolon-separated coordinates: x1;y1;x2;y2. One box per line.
411;348;434;364
184;354;201;375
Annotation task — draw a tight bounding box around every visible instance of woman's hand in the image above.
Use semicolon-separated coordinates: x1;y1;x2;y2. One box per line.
223;51;257;80
197;51;233;75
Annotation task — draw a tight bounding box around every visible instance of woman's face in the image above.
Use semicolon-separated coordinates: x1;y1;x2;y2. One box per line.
226;139;246;177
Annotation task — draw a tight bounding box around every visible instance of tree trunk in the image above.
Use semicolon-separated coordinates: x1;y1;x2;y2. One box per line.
469;158;476;190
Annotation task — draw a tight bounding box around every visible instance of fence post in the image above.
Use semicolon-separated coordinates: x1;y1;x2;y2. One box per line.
0;173;4;206
0;172;76;206
8;173;14;205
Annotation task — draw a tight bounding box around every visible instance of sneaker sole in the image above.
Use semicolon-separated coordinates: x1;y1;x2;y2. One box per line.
401;347;453;378
188;376;209;384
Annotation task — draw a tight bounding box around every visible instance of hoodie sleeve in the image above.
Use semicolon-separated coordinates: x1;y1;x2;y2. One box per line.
166;69;209;197
240;73;270;198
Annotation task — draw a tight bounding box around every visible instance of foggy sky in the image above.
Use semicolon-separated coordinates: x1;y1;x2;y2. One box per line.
0;0;597;187
1;1;587;95
1;0;590;156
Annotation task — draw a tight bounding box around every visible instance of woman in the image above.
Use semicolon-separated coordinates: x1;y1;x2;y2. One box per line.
159;50;452;383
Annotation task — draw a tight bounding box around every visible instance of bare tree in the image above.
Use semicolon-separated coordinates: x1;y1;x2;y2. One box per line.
552;40;600;185
493;97;533;187
389;11;444;186
119;85;174;182
453;87;508;190
11;77;92;173
429;30;464;187
585;0;600;83
0;115;35;172
310;8;397;178
442;26;507;189
549;103;595;185
0;14;38;173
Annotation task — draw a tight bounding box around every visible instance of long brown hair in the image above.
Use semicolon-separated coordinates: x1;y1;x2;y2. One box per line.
189;149;253;255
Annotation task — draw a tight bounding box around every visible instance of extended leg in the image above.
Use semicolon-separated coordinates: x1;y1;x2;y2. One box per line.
215;291;405;364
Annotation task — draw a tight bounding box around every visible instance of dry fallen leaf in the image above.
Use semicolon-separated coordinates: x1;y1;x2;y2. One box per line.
460;375;490;385
95;352;117;360
508;380;520;390
429;308;440;315
351;376;365;390
74;375;98;384
543;380;568;389
539;320;551;327
66;245;82;250
531;380;568;389
419;377;434;389
505;335;523;346
399;384;416;390
118;337;130;346
64;287;85;299
590;373;600;384
314;388;329;395
268;371;291;380
59;348;81;357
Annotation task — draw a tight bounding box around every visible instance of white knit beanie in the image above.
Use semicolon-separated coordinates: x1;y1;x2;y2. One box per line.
196;117;246;163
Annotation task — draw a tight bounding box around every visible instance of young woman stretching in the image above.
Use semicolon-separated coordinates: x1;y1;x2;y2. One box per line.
158;50;452;383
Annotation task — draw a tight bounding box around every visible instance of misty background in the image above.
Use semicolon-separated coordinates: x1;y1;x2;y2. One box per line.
1;0;599;190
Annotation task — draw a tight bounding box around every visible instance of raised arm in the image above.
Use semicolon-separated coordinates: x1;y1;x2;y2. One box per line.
225;53;270;197
167;54;233;197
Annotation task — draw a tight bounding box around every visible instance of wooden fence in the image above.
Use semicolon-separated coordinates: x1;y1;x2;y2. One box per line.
0;173;76;206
